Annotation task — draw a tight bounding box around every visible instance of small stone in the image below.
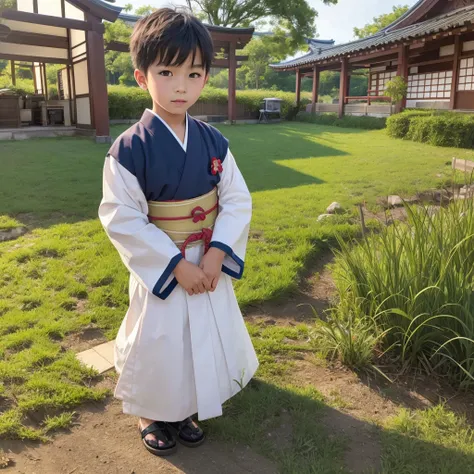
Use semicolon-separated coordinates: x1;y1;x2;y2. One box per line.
388;195;404;207
317;214;333;222
0;226;27;242
326;202;343;214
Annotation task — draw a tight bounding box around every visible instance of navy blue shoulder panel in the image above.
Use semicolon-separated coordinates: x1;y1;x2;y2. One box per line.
192;118;229;162
106;122;148;192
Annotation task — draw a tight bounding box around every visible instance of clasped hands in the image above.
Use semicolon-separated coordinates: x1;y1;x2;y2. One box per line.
173;247;225;296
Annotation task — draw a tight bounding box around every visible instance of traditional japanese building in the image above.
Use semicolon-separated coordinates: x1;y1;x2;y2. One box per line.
0;1;253;140
271;0;474;118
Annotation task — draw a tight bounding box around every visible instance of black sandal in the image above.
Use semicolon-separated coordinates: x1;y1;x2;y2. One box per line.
167;417;206;447
138;420;177;456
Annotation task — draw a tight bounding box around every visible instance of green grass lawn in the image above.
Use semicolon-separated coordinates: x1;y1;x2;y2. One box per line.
1;122;474;472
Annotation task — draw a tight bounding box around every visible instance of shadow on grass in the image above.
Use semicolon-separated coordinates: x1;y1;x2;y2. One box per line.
0;123;354;228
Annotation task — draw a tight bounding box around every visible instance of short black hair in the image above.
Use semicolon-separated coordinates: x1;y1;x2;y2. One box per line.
130;8;214;75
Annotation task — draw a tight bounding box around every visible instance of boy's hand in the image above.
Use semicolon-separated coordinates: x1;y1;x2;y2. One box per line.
199;247;225;291
173;259;211;295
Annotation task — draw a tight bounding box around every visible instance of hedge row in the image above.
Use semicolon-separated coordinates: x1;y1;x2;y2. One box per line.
294;111;387;130
387;110;474;148
107;85;311;120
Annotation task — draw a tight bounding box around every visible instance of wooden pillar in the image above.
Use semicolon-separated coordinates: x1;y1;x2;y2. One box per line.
311;66;319;113
228;41;237;123
339;58;348;118
295;68;302;108
346;73;351;98
450;35;461;110
42;63;48;99
86;15;110;140
397;44;409;111
10;60;15;86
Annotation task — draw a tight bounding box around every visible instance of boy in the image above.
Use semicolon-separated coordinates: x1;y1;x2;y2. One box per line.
98;8;258;457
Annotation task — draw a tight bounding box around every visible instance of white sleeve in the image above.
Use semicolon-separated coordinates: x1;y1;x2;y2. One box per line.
209;149;252;279
98;155;183;300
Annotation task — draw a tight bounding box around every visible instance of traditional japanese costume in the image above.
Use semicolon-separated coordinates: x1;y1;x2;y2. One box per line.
98;109;258;422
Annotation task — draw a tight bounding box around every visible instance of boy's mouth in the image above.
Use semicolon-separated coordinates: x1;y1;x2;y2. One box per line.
172;100;187;104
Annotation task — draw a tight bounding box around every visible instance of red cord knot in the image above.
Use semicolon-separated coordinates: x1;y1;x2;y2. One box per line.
191;206;207;223
211;157;223;175
180;228;213;257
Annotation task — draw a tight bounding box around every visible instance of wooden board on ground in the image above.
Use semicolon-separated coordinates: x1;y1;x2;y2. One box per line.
452;158;474;172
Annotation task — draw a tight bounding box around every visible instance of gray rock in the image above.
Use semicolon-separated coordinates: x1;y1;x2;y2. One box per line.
326;202;343;214
317;214;333;222
388;195;404;207
0;226;27;242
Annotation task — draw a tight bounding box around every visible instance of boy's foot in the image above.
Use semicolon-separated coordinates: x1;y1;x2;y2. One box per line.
167;417;206;447
138;418;177;456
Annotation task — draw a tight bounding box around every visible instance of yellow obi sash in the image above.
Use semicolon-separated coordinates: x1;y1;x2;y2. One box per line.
147;188;218;256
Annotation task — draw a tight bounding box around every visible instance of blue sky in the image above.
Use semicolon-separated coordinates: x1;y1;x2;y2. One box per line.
124;0;420;44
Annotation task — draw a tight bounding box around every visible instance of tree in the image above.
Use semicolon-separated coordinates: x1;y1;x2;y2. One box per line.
0;0;17;8
134;5;156;16
185;0;338;46
353;5;410;39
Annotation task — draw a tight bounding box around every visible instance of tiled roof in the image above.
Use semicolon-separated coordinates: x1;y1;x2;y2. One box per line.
271;5;474;70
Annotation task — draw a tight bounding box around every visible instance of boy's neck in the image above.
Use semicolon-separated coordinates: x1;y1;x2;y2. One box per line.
152;104;186;130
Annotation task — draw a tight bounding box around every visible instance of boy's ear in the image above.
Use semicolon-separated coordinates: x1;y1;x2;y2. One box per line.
134;69;148;91
204;73;210;86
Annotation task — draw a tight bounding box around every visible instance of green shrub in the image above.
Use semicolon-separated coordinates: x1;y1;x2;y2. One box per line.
408;114;474;148
387;110;474;148
386;109;435;139
295;112;386;130
107;85;311;120
332;199;474;388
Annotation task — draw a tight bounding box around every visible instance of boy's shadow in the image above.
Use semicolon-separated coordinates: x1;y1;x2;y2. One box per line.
167;379;474;474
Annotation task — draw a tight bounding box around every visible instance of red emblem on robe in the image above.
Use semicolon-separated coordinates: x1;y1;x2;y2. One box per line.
211;157;223;175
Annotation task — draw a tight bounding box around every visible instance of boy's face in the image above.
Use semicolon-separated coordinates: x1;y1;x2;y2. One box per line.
135;48;208;116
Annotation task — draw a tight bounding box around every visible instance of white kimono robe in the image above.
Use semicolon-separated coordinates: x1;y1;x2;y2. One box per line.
98;113;258;422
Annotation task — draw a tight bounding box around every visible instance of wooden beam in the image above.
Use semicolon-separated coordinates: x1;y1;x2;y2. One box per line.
0;9;104;33
295;69;302;108
0;52;68;65
5;31;68;49
339;58;348;118
212;58;244;68
228;41;237;123
409;56;454;67
348;49;398;64
450;35;461;110
311;66;319;113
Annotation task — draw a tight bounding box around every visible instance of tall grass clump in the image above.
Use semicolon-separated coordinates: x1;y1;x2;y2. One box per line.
332;198;474;387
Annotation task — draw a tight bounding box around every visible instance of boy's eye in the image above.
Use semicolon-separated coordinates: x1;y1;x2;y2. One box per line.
159;70;172;77
190;73;202;78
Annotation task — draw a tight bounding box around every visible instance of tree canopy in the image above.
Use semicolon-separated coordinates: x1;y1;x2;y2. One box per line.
185;0;337;46
353;5;410;39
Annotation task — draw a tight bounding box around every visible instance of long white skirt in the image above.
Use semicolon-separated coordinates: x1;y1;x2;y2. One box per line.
113;243;259;422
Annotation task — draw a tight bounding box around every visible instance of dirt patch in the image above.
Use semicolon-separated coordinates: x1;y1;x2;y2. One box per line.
0;227;27;243
244;250;336;322
61;327;108;353
2;395;278;474
291;358;398;423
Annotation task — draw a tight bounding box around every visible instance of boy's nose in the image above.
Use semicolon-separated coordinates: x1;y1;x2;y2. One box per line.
175;78;187;93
